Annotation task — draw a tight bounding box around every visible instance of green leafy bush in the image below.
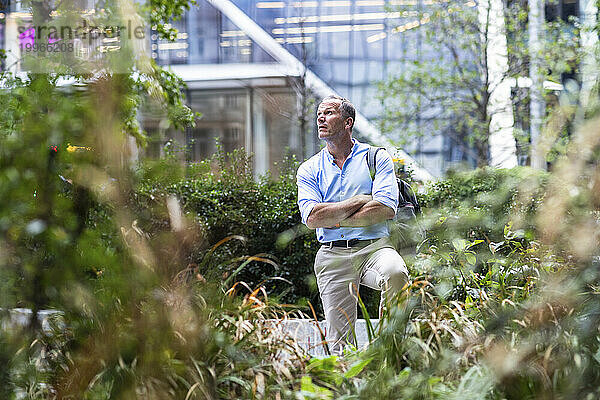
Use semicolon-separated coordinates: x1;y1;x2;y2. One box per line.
132;148;321;310
126;154;552;319
420;166;549;240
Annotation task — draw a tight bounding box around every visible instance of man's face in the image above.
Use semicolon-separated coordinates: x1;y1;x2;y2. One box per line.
316;100;347;140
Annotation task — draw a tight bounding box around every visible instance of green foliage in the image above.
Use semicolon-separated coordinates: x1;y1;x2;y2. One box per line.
125;156;552;321
143;0;196;41
129;155;550;322
420;166;548;239
296;116;600;399
1;1;599;397
134;64;200;140
2;112;600;400
132;147;321;312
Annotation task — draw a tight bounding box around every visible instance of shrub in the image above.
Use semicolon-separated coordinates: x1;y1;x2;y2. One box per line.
126;153;551;320
3;110;599;399
420;166;549;240
132;148;321;311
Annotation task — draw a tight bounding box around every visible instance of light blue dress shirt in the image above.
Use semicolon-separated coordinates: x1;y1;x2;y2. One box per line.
297;139;399;243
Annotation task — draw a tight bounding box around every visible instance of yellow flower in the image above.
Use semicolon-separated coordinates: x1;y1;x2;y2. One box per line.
66;144;92;153
392;158;405;164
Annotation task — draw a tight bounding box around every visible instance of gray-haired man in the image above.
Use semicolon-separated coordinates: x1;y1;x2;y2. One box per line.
297;95;409;354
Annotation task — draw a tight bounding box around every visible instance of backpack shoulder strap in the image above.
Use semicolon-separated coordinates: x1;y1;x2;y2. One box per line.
367;146;384;180
399;179;422;215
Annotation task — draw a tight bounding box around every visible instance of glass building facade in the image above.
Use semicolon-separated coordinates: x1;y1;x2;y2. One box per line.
0;0;464;176
147;0;450;176
143;1;316;177
1;0;582;176
151;0;428;121
140;64;308;177
226;0;423;121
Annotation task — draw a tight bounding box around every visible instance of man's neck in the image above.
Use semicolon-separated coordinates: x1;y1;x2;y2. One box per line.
326;135;354;166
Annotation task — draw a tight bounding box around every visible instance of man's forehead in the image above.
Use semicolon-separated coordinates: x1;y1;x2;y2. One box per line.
317;100;341;111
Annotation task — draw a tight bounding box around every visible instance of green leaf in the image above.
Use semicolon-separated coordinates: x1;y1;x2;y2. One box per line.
217;376;251;391
489;241;504;254
467;239;484;249
504;222;513;237
307;356;339;373
300;376;334;399
344;357;373;378
466;253;476;265
452;238;467;251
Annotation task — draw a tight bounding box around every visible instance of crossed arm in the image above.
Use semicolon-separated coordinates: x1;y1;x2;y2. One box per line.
305;194;395;229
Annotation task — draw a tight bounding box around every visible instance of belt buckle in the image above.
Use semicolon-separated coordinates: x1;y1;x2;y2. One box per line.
344;239;351;249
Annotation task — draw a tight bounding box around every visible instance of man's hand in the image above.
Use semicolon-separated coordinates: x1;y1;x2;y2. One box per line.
339;200;395;227
306;194;372;229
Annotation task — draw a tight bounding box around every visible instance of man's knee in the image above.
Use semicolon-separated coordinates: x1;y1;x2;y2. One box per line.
385;267;409;293
380;250;409;290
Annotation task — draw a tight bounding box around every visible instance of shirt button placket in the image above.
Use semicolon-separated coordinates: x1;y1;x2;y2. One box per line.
340;171;344;238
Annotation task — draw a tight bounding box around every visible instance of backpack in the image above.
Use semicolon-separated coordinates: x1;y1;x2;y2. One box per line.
367;146;425;252
366;146;422;222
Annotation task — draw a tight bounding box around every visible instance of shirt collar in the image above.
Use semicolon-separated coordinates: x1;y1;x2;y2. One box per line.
324;138;359;165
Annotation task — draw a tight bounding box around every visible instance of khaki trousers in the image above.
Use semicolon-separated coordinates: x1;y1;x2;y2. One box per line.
314;237;409;355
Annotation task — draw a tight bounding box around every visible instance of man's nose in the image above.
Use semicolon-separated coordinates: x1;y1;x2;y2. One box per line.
317;115;324;123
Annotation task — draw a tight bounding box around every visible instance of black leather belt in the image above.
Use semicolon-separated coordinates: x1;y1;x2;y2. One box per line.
323;239;377;249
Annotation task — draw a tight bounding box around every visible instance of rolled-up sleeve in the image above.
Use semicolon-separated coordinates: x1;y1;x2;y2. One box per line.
372;150;399;215
297;162;322;225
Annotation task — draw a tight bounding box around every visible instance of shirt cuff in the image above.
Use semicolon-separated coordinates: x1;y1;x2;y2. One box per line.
373;196;397;215
301;201;317;225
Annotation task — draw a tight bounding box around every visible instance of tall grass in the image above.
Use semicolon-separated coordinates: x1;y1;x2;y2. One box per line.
3;116;600;398
294;119;600;399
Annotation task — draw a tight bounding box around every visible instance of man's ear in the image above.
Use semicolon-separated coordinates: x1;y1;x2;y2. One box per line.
345;117;354;129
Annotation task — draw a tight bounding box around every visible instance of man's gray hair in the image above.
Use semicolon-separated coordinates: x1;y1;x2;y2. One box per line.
321;95;356;129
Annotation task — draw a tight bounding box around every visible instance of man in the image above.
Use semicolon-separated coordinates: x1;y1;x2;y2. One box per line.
296;95;409;354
